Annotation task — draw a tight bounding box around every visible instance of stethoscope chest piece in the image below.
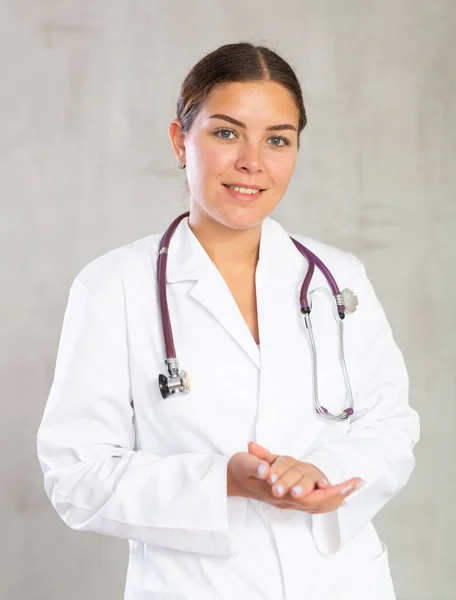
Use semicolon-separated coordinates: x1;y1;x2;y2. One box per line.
158;361;191;399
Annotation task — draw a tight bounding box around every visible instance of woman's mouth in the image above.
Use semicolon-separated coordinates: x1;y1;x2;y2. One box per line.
222;184;265;202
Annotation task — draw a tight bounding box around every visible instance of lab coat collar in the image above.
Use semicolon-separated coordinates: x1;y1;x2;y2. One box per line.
162;215;310;370
165;215;306;285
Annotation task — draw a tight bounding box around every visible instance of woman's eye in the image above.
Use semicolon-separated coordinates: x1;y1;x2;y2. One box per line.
214;129;236;140
214;129;290;147
269;136;290;147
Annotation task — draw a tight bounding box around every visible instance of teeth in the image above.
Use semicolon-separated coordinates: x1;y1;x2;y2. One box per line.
226;185;261;195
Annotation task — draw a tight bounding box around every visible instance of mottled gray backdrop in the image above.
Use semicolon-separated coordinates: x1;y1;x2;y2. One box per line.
1;1;455;599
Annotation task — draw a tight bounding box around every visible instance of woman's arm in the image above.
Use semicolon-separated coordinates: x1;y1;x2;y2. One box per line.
37;273;236;558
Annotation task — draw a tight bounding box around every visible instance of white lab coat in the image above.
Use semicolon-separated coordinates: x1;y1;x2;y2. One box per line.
37;215;419;600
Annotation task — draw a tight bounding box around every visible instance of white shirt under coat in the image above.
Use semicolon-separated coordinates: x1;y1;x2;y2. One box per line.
37;215;420;600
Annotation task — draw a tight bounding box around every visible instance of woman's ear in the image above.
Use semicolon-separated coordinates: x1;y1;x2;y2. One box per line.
168;119;186;164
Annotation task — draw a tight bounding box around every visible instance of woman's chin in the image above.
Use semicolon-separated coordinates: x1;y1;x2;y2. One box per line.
216;208;266;231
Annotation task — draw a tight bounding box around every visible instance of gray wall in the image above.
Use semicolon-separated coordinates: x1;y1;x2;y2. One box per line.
1;1;455;598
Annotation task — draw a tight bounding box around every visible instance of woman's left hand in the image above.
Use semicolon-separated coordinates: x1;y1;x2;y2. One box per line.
248;441;364;514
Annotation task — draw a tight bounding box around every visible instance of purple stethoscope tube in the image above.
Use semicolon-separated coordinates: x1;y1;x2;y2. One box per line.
157;211;356;421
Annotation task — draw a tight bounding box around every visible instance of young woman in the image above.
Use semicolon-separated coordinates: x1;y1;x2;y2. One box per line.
37;42;419;600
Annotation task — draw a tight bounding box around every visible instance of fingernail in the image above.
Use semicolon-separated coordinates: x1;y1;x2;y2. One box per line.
257;464;267;478
355;481;366;492
270;473;278;484
339;484;353;495
274;484;284;496
319;479;329;486
292;485;303;496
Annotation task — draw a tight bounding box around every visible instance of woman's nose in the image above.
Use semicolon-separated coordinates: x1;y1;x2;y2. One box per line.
235;144;264;173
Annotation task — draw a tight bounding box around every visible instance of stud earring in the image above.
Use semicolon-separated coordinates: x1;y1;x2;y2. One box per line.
177;158;186;169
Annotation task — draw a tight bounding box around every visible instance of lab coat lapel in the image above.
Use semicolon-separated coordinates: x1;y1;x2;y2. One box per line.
164;214;328;452
165;216;261;369
254;218;328;452
190;276;261;368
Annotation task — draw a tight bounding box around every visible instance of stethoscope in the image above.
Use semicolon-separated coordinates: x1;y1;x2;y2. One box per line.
157;212;359;421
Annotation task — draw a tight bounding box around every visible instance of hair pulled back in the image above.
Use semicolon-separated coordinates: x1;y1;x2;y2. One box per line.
176;42;307;148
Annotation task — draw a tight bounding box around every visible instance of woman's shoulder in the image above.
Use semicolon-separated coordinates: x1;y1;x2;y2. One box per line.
287;229;362;277
72;232;163;296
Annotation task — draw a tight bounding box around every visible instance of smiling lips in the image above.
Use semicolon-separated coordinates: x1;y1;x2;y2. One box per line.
222;183;265;202
223;183;265;195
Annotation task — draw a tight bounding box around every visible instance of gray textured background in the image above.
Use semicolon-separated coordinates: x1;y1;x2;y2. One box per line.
1;1;455;599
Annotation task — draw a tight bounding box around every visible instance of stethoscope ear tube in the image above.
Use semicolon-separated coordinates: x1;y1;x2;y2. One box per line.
157;212;191;398
305;288;355;420
157;212;190;360
290;237;347;319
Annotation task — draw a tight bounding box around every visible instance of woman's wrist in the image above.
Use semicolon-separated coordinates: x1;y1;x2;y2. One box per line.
227;465;241;497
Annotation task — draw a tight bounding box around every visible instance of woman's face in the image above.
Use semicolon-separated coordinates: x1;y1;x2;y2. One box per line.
172;81;300;231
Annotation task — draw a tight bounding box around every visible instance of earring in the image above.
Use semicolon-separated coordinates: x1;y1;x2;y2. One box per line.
177;158;186;169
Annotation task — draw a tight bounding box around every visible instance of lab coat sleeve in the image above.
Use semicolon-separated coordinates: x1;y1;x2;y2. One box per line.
37;273;235;558
302;257;420;555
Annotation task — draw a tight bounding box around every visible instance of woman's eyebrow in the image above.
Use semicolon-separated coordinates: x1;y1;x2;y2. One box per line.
209;113;297;132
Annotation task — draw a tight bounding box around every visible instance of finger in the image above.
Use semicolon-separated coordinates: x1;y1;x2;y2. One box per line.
270;463;317;498
265;455;300;487
335;478;365;498
238;451;271;481
254;461;271;480
294;478;364;507
315;477;330;488
248;441;279;464
286;472;321;499
336;479;366;507
308;490;350;514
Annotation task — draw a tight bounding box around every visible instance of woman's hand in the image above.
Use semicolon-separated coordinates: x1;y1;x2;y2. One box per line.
228;451;324;508
227;451;284;504
247;441;364;514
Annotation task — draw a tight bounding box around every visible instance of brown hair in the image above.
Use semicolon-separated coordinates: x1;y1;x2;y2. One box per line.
176;42;307;150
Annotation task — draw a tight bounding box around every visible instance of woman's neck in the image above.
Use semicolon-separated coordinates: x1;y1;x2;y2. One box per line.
188;211;261;273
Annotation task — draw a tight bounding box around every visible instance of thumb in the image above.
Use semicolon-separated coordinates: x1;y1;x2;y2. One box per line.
248;441;278;464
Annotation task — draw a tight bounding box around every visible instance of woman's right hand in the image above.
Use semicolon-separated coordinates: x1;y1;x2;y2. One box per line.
227;451;295;507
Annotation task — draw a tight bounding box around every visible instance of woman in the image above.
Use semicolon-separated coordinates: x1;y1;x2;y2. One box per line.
37;42;419;599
